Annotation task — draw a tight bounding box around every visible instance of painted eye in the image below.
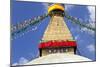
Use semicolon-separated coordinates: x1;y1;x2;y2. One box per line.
48;50;52;53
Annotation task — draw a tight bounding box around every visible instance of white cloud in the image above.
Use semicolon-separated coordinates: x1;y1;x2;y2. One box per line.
12;63;18;66
87;44;95;52
41;3;48;13
87;6;95;22
75;35;79;40
12;57;29;66
80;6;96;35
65;5;74;11
18;57;29;64
65;5;96;36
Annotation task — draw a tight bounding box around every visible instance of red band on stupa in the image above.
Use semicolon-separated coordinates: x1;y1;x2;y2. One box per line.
39;40;77;48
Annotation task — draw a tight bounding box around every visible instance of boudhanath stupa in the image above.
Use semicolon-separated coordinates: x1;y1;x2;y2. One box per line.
23;3;91;65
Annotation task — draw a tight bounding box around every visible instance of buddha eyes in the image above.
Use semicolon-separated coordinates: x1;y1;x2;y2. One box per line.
47;48;68;53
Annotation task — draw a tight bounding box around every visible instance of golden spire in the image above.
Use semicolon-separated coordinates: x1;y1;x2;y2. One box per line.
48;3;65;15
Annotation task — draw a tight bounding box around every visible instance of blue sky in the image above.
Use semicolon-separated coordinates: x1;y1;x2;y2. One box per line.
11;0;96;65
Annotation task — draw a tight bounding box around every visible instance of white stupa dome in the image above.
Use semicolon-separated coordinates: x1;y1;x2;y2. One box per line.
24;53;91;65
